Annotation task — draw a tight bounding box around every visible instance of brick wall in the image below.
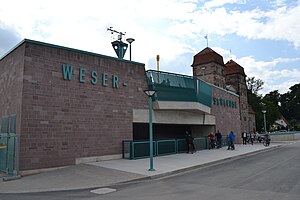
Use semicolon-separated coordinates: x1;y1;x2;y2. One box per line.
18;41;148;170
225;73;249;133
211;86;241;138
0;43;25;135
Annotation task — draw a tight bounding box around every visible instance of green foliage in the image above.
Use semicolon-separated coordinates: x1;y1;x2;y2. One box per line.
247;91;264;131
246;79;300;131
279;83;300;130
246;77;264;131
262;99;281;131
246;77;264;95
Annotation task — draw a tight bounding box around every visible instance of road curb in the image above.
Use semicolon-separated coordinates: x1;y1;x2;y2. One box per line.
111;144;284;186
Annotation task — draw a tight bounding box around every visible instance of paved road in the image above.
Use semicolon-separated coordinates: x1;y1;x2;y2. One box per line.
1;142;300;200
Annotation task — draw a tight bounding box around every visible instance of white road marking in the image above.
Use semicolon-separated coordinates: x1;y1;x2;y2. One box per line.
90;187;117;195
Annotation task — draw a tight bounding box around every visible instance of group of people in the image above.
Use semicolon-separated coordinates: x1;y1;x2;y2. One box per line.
208;130;236;150
208;130;223;149
185;130;236;153
241;131;263;145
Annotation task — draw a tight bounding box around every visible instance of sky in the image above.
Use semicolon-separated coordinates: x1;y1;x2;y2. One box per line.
0;0;299;95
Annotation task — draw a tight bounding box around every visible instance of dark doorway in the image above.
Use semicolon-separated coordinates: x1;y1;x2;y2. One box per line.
133;123;191;140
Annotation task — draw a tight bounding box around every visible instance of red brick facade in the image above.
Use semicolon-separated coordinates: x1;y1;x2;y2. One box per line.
211;86;241;136
0;43;24;137
1;40;252;171
1;40;148;170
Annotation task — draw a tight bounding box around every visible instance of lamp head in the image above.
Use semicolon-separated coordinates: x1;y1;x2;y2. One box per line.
126;38;135;44
144;89;156;97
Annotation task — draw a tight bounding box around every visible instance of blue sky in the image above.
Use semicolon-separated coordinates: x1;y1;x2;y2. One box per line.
0;0;299;95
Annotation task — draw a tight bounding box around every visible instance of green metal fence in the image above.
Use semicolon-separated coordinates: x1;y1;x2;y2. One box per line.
194;137;208;150
146;70;212;107
156;139;177;156
123;140;157;159
0;115;17;175
123;136;228;160
177;139;188;153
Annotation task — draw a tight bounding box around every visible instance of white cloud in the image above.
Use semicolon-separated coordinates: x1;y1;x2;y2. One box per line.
0;0;299;95
236;56;300;94
270;0;287;7
204;0;246;8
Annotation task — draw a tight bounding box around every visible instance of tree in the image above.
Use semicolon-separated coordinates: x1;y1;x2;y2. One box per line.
262;90;281;131
279;83;300;130
263;90;280;107
262;100;281;131
246;77;264;131
246;77;264;95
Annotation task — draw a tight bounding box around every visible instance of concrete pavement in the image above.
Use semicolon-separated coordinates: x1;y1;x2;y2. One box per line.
0;142;293;194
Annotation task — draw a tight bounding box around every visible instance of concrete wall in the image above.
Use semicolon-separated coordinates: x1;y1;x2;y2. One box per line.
191;125;215;137
270;132;300;141
10;41;148;171
133;109;215;125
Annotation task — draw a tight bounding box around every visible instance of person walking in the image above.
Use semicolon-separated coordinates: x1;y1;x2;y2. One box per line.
208;132;215;150
250;132;254;145
241;131;247;145
215;130;222;148
227;131;235;150
185;130;196;153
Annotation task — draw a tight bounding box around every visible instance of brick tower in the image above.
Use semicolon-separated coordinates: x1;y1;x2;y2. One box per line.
191;47;226;88
225;60;249;133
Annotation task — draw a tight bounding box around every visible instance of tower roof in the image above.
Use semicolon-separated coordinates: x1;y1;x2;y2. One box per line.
191;47;225;67
224;60;246;76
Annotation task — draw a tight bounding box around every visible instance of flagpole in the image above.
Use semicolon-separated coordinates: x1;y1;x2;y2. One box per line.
204;34;208;47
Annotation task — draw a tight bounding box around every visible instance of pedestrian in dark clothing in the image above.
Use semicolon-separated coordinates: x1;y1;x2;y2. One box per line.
215;130;222;148
227;131;235;150
241;131;247;145
185;131;196;153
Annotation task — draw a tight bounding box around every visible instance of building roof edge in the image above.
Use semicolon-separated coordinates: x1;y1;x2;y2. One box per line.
1;39;145;66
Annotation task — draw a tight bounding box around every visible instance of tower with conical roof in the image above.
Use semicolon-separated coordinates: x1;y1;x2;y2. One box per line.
225;59;249;132
191;47;226;88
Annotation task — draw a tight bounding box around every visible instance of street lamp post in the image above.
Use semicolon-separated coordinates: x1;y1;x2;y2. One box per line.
126;38;135;61
144;89;156;171
262;110;267;134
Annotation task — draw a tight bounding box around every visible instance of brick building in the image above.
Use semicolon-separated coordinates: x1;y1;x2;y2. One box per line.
192;47;255;134
0;40;253;173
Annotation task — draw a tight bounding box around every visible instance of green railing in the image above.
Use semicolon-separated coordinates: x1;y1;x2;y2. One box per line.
146;70;212;107
194;137;208;150
122;140;157;159
0;134;16;175
157;139;177;156
0;115;17;175
270;131;300;135
123;136;228;160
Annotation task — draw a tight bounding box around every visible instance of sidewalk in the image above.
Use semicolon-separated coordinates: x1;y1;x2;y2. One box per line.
0;142;291;194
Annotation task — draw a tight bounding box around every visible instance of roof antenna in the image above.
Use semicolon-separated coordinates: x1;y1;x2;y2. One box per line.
107;27;128;59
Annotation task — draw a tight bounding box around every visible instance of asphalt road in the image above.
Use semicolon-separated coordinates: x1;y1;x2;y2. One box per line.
2;142;300;200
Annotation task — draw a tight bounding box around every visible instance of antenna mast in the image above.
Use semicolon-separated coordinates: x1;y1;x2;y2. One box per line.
107;27;128;59
107;27;126;41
